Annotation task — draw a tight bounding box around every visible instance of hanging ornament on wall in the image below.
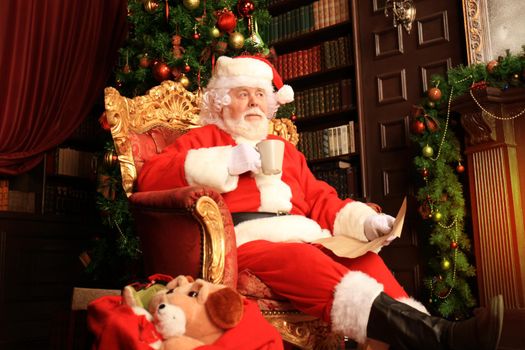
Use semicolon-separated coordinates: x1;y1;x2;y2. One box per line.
428;87;442;102
410;119;425;134
441;258;451;271
422;144;434;158
486;59;498;74
144;0;159;13
216;8;237;33
228;32;245;49
183;0;200;10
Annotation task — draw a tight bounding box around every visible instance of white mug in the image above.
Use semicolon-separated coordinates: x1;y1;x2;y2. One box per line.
256;139;285;175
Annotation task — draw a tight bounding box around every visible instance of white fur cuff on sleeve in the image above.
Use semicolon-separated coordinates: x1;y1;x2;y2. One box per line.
333;201;378;241
185;146;238;193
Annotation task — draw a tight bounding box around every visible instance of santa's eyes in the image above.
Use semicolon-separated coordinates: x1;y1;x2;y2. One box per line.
188;291;199;297
166;289;174;294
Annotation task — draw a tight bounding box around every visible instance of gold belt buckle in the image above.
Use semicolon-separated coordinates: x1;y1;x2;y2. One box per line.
276;210;290;216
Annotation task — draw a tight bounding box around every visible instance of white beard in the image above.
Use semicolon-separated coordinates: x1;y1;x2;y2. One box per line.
221;107;269;142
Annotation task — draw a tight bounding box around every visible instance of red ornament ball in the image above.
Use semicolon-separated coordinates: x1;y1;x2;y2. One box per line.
456;164;465;173
411;120;425;134
153;62;171;82
216;9;237;33
450;241;458;249
193;32;200;40
486;60;498;74
421;168;429;178
428;87;442;102
237;0;255;18
290;113;298;122
184;64;191;73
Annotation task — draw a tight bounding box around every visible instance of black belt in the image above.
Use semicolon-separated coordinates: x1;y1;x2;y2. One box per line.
231;211;290;226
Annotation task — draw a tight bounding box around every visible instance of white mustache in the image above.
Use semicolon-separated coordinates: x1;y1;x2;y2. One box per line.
242;108;267;119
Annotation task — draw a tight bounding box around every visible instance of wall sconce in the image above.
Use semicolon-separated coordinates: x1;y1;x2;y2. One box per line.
384;0;417;34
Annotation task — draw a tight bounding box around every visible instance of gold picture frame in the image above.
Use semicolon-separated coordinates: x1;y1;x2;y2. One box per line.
462;0;525;64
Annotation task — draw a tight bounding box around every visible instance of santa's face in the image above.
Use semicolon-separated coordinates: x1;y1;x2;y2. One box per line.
221;86;269;141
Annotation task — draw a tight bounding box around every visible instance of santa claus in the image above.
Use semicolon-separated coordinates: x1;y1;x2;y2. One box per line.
138;55;503;349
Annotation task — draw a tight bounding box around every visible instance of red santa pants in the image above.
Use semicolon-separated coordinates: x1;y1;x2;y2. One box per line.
237;240;408;323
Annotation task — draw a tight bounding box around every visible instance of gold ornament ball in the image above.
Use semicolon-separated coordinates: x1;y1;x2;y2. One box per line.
433;211;442;222
183;0;200;10
210;27;221;38
143;0;159;13
422;144;434;158
441;258;451;270
228;32;245;50
179;74;190;88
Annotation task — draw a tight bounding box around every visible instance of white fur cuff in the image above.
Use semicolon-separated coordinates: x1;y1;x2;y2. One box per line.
235;215;331;247
331;271;384;344
333;201;378;241
185;146;238;193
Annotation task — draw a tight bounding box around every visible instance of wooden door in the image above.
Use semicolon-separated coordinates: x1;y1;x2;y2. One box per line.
352;0;466;297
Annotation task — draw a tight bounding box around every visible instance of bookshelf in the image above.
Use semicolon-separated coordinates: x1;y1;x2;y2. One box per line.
267;0;362;199
0;112;104;348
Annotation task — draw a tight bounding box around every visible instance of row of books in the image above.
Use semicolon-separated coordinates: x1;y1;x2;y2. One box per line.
295;79;354;119
310;160;360;199
43;184;96;216
46;148;98;179
0;179;36;213
268;0;350;44
274;36;351;81
298;121;356;161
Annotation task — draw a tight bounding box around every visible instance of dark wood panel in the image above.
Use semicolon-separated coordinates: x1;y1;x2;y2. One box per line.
353;0;466;298
0;217;92;349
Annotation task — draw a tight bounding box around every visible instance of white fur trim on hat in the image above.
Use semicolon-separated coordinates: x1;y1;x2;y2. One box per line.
207;56;294;104
234;215;331;247
185;146;238;193
208;56;274;92
331;271;384;344
276;84;294;104
333;201;378;241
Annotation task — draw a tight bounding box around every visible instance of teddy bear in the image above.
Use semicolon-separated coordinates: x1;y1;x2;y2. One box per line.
89;275;283;350
147;275;244;349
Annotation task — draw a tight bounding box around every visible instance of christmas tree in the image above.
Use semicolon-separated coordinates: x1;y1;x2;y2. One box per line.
88;0;273;286
115;0;271;96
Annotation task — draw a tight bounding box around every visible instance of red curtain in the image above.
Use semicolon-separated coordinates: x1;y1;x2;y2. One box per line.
0;0;127;175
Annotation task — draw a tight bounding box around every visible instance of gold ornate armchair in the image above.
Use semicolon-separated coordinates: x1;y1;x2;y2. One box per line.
104;80;374;349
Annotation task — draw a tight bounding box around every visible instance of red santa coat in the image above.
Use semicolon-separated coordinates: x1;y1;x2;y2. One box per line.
137;125;423;343
138;124;377;245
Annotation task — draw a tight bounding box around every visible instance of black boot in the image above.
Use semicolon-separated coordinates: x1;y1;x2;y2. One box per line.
366;292;504;350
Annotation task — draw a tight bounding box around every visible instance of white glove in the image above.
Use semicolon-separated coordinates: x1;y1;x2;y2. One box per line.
364;214;396;243
228;143;261;175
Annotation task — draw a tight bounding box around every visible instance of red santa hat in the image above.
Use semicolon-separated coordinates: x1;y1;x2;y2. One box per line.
207;55;294;105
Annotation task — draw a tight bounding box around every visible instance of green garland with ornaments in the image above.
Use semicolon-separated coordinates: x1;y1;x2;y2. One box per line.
410;47;525;318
